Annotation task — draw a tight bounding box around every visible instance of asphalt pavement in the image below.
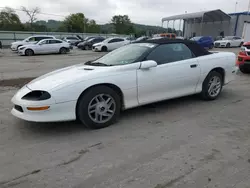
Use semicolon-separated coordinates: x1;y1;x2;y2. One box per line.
1;47;250;188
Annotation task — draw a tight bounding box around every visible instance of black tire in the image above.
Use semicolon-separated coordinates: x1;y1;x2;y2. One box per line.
226;43;230;48
85;45;90;50
25;49;34;56
60;47;67;54
76;86;121;129
240;42;244;47
201;71;223;100
239;65;250;74
101;46;108;52
209;44;214;49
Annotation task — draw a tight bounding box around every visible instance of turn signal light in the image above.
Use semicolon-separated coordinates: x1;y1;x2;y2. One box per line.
27;106;50;111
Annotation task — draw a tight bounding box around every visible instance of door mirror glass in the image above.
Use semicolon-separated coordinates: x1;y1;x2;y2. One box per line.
140;60;157;69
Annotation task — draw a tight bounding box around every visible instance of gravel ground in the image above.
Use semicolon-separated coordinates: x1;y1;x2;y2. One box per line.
1;47;250;188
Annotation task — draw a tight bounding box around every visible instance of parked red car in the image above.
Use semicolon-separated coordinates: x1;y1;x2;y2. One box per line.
237;42;250;73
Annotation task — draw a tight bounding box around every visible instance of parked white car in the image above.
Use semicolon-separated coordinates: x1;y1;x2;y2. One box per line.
10;35;55;51
214;36;244;48
18;39;71;56
92;37;130;52
62;36;81;45
11;39;236;129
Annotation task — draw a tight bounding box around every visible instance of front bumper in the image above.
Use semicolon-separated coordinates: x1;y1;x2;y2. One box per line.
18;49;26;56
236;54;250;67
214;43;228;48
11;46;18;51
92;45;102;52
11;86;77;122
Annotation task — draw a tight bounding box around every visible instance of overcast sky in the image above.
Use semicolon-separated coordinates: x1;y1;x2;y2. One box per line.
1;0;249;25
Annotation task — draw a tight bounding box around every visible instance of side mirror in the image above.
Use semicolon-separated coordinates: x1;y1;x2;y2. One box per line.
140;60;157;69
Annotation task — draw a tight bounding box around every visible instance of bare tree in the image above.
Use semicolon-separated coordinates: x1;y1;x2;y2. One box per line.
21;6;40;24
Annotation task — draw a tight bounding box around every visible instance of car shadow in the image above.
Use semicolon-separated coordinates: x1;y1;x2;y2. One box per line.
20;94;201;136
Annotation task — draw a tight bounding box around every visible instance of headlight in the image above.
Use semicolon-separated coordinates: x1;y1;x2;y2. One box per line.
22;90;51;101
19;47;25;50
94;44;101;47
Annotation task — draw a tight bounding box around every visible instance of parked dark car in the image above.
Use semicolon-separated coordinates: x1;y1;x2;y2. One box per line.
77;37;105;50
0;40;2;49
190;36;214;49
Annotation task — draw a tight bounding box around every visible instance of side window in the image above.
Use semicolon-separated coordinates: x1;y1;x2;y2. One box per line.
48;40;57;44
55;40;62;43
28;37;35;41
116;39;124;42
108;39;117;43
146;43;193;65
39;40;48;45
171;34;175;38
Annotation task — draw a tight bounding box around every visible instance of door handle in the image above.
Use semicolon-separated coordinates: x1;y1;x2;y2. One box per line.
190;64;198;68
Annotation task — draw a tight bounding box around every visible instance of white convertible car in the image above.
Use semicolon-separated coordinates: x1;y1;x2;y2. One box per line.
11;39;236;129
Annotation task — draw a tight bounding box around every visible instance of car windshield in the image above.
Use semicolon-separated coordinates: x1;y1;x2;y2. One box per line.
191;37;202;41
90;43;156;66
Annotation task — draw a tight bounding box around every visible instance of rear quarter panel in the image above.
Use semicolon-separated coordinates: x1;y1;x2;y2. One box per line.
195;52;236;93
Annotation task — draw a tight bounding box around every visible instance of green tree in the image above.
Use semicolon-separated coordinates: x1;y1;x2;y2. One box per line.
86;19;100;33
0;7;24;31
111;15;134;34
62;13;86;32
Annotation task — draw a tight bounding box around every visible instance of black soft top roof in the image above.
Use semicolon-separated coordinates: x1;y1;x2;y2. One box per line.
134;38;211;57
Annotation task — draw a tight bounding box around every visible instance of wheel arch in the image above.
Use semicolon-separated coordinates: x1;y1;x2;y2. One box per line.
75;83;124;118
207;67;225;84
25;48;34;55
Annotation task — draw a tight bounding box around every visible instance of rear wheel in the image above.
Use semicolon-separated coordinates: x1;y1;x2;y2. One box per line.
85;45;90;50
25;49;34;56
209;44;214;49
101;46;108;52
226;43;230;48
201;71;223;100
76;86;121;129
239;65;250;74
60;47;67;54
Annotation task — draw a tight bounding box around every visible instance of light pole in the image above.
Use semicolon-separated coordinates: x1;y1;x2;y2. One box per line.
248;0;250;12
235;1;238;12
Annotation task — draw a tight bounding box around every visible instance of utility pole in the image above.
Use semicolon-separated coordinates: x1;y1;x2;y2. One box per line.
235;1;238;12
248;0;250;12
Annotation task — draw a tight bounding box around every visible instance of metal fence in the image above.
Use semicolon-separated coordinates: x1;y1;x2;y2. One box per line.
0;31;129;46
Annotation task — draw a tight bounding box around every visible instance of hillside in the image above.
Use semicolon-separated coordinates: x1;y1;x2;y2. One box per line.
35;20;169;34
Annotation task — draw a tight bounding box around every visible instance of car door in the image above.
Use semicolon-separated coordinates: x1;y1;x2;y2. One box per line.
137;43;201;105
107;38;119;50
46;39;61;53
36;40;49;54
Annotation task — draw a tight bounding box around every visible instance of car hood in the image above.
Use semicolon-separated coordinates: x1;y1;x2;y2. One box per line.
215;40;230;43
78;41;88;46
11;41;25;45
26;64;110;91
20;44;37;48
93;42;103;47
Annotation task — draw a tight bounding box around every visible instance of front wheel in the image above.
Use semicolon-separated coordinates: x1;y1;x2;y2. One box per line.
76;86;121;129
201;71;223;100
226;43;230;48
60;47;67;54
25;49;34;56
209;44;214;49
240;42;244;47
